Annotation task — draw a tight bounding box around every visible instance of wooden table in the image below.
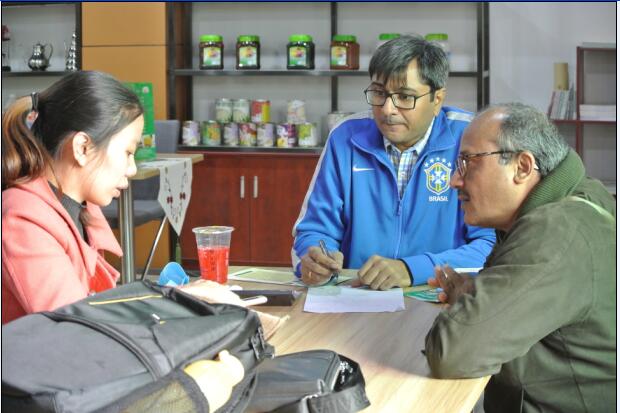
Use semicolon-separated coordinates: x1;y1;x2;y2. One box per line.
119;153;203;284
230;267;489;413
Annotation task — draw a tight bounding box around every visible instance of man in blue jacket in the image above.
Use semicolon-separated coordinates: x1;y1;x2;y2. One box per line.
292;35;495;289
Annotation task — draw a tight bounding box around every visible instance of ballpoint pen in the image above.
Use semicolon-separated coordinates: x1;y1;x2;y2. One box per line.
441;265;449;280
319;239;340;282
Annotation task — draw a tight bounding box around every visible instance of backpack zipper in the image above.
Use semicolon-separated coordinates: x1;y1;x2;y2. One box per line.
250;325;273;360
42;312;161;379
338;360;354;385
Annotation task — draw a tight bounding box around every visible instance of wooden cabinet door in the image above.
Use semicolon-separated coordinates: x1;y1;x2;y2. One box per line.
82;3;166;46
180;153;251;268
247;154;319;266
82;46;168;120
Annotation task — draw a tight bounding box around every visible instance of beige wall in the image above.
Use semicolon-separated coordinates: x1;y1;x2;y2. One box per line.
81;2;167;120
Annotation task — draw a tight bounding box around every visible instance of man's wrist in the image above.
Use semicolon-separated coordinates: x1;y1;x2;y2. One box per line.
398;259;414;286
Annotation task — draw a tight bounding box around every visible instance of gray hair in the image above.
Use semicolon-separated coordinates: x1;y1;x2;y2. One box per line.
480;103;570;177
369;34;449;92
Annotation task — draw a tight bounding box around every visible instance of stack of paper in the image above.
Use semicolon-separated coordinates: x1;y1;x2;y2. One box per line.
579;105;616;121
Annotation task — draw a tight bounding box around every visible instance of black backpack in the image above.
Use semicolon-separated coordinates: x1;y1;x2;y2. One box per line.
1;280;273;413
247;350;370;413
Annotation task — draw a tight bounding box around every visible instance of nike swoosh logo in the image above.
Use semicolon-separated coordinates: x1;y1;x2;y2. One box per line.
352;165;374;172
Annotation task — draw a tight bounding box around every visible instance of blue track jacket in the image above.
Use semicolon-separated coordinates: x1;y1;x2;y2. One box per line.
292;107;496;285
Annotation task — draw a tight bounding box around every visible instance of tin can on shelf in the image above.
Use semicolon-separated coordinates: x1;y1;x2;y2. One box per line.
297;122;318;147
222;122;239;146
251;99;270;123
215;98;233;123
326;111;353;133
257;122;275;147
238;122;257;146
286;100;306;124
182;120;200;146
232;99;250;123
277;123;296;148
201;120;221;146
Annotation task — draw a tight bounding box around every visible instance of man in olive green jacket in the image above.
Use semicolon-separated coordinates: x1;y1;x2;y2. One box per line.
424;103;616;413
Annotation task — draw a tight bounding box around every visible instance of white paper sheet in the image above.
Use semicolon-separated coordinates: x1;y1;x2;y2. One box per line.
303;286;405;313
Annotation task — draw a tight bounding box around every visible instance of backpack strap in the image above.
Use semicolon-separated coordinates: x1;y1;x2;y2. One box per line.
306;380;369;413
567;195;615;224
306;355;370;413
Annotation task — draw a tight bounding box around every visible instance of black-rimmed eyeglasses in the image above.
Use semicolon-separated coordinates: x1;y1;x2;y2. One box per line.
456;151;515;176
364;88;434;110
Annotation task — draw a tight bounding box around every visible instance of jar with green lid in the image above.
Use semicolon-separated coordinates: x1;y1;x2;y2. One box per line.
236;35;260;70
199;34;223;70
330;34;359;70
287;34;315;70
377;33;400;49
425;33;450;61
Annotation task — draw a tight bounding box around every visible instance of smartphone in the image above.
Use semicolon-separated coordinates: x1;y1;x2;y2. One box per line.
235;289;300;306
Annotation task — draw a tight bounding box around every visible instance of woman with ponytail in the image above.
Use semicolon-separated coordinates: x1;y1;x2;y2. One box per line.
2;71;144;324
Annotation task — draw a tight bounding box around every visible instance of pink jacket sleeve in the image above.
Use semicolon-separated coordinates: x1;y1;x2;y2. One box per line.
2;214;91;314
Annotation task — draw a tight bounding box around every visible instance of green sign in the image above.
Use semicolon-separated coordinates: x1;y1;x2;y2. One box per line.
125;82;156;161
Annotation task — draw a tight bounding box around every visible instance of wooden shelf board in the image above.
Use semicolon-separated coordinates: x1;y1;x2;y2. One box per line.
2;71;75;77
178;145;323;155
578;47;616;52
1;2;76;7
172;69;480;78
552;119;616;125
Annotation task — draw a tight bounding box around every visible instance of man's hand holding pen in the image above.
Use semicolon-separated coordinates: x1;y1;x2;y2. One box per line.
300;241;343;286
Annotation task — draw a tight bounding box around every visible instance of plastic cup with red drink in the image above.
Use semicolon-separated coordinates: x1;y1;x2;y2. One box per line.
192;226;234;284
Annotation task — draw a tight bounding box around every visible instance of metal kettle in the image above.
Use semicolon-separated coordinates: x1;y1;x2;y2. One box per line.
27;42;53;71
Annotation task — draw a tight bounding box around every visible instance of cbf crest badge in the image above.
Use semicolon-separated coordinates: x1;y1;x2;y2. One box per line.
424;157;452;201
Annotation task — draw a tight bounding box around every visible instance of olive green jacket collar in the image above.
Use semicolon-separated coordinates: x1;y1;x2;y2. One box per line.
518;149;585;218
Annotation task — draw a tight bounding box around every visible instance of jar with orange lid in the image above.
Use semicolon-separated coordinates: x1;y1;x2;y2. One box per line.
330;35;359;70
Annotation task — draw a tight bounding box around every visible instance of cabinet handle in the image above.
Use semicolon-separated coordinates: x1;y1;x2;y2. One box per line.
240;176;245;199
253;176;258;198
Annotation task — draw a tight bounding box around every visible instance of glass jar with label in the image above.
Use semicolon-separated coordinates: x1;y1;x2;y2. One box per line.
199;34;224;69
287;34;315;70
236;35;260;70
377;33;400;49
425;33;450;62
330;35;359;70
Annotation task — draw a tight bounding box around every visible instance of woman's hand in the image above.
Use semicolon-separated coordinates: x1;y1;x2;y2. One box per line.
184;350;244;412
179;280;266;307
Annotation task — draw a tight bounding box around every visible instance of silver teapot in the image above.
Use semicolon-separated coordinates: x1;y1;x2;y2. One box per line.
27;42;53;71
